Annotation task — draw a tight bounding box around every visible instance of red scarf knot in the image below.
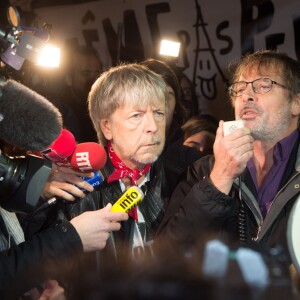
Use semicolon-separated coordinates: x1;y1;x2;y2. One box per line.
107;141;151;221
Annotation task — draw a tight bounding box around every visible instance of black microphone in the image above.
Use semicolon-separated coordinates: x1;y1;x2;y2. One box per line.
0;79;63;151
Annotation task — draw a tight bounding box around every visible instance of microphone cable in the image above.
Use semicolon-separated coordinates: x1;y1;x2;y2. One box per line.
31;197;58;217
238;175;247;245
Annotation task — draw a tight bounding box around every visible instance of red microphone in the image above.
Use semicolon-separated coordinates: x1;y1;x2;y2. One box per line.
37;129;76;164
35;142;108;213
70;142;107;172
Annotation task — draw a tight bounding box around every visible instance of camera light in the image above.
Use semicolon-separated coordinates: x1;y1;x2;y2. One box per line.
37;44;60;68
159;39;181;58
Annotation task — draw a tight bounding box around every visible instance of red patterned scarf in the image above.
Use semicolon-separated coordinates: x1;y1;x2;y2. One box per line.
107;141;151;221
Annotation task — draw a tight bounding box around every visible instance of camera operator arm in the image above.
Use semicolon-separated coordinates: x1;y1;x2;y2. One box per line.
0;204;128;298
0;218;82;298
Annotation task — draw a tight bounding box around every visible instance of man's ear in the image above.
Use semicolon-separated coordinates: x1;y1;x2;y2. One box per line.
292;94;300;117
100;119;112;140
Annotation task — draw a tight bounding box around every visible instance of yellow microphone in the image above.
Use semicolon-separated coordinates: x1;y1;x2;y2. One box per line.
111;186;144;213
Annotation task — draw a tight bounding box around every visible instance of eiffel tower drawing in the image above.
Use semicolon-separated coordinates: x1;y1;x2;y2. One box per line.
192;0;229;101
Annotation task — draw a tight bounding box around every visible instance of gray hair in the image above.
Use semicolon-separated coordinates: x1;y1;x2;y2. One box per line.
88;63;169;145
228;50;300;105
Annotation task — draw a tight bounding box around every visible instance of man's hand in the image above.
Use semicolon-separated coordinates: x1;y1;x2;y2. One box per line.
23;279;65;300
41;165;94;201
70;203;129;252
210;120;254;194
38;280;65;300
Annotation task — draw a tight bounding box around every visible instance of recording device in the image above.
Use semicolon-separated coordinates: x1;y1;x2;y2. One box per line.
75;143;108;191
223;120;244;136
111;186;144;213
39;138;107;173
69;142;107;172
0;79;63;151
0;7;20;47
37;128;76;164
0;153;52;213
82;171;104;190
0;6;51;70
41;140;107;171
0;78;62;213
37;142;108;212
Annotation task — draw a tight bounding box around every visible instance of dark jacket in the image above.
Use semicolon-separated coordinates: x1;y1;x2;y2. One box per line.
0;219;82;299
159;139;300;259
46;145;203;296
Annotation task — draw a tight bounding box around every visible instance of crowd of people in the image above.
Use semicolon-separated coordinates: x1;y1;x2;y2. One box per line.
1;48;300;300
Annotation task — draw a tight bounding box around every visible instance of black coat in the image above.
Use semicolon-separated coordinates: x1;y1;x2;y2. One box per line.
159;139;300;260
0;219;82;299
47;144;203;296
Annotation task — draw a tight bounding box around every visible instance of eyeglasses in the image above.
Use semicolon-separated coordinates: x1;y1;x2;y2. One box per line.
228;77;286;97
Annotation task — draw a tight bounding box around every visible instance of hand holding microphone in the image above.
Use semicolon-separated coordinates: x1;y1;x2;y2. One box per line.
111;186;144;213
41;140;108;202
41;166;95;201
37;128;92;201
37;129;107;173
71;203;128;252
69;142;107;173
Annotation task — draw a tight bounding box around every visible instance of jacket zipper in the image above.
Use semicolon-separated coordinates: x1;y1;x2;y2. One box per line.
253;225;262;241
253;171;300;241
265;171;300;215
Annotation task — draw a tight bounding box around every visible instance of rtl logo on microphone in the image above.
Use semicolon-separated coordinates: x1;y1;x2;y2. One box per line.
75;152;93;172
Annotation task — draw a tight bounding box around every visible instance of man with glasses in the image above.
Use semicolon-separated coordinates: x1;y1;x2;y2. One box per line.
159;50;300;264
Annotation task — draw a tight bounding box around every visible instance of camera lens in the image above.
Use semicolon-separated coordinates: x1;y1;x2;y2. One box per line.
0;154;52;213
0;154;26;197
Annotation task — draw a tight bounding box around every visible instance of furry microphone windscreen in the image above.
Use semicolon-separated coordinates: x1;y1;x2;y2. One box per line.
0;79;63;151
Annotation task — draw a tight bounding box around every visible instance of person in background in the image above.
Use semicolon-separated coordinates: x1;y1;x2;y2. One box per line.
172;66;199;118
181;115;217;155
139;59;189;148
139;58;203;172
51;45;103;143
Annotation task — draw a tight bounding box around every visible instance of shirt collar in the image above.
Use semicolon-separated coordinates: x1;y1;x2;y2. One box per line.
247;129;299;170
275;130;299;161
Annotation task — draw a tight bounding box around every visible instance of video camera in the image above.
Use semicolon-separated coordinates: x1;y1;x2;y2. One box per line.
0;4;62;214
0;6;51;70
0;153;52;214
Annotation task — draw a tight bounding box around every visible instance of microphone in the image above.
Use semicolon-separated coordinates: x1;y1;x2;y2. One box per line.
39;139;107;171
70;142;107;172
0;79;63;151
33;142;108;214
38;129;76;164
73;142;108;193
71;142;108;190
111;186;144;213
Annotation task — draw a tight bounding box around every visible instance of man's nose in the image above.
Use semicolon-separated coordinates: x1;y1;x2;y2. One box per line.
241;83;257;102
145;113;158;132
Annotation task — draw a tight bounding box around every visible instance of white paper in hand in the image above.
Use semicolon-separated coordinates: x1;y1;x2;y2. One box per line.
223;120;244;136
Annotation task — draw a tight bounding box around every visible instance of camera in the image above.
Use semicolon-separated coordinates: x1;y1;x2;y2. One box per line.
0;153;52;213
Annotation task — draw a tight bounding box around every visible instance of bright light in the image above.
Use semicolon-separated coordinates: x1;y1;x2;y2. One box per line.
159;39;181;58
37;44;60;68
